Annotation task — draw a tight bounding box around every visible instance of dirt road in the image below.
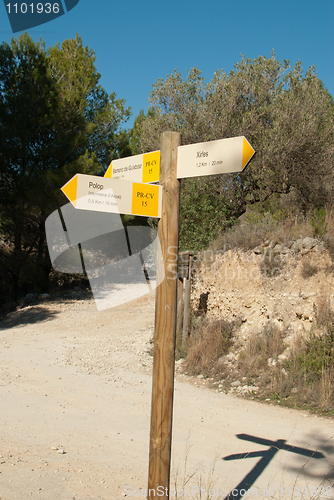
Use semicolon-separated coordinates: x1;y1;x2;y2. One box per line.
0;292;333;500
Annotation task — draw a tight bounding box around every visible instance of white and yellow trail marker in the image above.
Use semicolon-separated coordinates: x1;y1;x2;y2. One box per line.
61;173;162;218
104;151;160;184
177;136;255;179
103;136;255;184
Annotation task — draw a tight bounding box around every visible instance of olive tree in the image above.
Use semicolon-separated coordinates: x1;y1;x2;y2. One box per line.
136;54;334;248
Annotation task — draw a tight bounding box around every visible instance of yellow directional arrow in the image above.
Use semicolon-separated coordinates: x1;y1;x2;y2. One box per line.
61;175;78;207
242;137;256;170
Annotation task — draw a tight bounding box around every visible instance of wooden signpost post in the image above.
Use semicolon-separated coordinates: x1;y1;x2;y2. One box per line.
148;131;181;499
59;133;255;500
176;251;194;346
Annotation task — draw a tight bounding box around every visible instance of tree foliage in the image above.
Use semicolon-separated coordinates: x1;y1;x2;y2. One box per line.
137;53;334;248
178;176;237;250
0;33;131;304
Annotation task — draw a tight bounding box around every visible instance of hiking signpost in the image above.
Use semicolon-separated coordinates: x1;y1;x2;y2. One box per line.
147;134;254;500
61;173;162;218
60;133;255;500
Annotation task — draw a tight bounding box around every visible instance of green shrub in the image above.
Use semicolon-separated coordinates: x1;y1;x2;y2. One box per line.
283;317;334;409
287;325;334;380
311;208;327;236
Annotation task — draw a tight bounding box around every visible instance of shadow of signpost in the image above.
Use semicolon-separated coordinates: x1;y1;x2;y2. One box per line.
222;434;325;500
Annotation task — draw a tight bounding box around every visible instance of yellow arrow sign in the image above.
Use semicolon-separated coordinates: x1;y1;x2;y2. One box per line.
177;136;255;179
61;174;162;218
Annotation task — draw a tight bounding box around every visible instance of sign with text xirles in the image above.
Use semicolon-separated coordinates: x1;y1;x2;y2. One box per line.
177;136;255;179
61;173;162;218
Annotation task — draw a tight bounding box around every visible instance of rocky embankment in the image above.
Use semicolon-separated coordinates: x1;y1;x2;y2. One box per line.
191;237;334;340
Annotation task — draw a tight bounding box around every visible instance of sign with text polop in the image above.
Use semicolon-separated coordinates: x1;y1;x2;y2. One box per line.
61;173;162;218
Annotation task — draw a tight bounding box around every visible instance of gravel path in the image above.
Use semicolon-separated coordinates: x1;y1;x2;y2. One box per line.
0;291;333;500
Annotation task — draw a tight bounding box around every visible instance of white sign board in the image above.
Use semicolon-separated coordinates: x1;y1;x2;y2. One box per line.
104;151;160;184
177;136;255;179
61;173;162;218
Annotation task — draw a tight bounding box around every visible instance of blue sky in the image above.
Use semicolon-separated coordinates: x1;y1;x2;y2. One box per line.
1;0;333;129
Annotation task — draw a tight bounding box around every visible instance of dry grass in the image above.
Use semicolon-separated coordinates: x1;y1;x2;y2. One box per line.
212;201;334;259
319;365;334;408
314;287;332;325
183;317;236;378
325;205;334;240
182;303;334;414
236;323;287;379
214;221;270;252
213;208;316;255
279;292;334;412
